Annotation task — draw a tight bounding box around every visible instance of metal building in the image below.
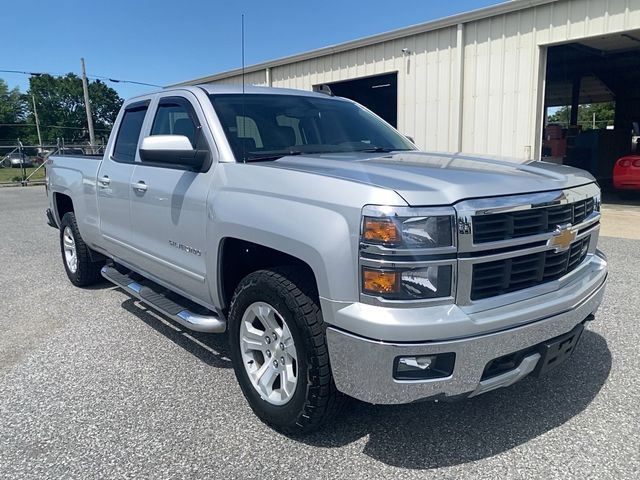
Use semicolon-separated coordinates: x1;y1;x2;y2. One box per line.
173;0;640;180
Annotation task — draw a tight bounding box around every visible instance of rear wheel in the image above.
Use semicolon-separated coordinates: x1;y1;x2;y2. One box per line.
228;267;344;434
59;212;104;287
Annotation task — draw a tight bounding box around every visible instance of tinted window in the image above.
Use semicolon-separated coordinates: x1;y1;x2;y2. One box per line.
235;115;263;148
209;94;414;162
151;102;197;147
113;106;147;163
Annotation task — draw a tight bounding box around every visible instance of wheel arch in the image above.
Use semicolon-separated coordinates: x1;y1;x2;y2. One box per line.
217;237;320;314
53;192;74;224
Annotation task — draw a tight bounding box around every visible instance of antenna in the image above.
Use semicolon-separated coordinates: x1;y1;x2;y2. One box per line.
241;13;246;163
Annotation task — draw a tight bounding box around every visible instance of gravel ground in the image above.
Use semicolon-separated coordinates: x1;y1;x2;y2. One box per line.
0;186;638;479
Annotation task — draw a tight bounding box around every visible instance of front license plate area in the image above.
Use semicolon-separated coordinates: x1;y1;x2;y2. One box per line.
532;323;585;377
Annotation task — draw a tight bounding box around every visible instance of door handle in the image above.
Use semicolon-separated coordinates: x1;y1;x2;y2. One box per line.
132;181;148;192
98;175;111;187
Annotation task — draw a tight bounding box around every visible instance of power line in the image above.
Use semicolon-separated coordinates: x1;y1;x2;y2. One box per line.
0;123;112;132
0;68;161;88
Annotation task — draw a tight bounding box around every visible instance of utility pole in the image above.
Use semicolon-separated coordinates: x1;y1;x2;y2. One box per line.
80;58;96;147
31;95;43;148
592;112;596;129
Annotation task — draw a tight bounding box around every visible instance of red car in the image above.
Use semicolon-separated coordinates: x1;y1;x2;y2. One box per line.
613;155;640;195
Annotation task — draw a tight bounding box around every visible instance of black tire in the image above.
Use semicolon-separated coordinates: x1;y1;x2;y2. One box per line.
59;212;104;287
228;267;345;434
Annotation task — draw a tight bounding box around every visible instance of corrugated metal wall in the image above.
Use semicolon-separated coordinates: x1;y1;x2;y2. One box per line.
212;27;461;152
461;0;640;159
210;69;267;86
271;28;460;152
207;0;640;159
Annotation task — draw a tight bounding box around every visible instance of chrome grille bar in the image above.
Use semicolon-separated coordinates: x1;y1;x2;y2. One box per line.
454;183;601;308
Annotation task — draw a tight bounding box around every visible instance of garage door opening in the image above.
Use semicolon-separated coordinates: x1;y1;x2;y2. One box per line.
542;30;640;195
314;72;398;127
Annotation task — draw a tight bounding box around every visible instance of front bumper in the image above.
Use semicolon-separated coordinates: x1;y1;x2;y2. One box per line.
325;252;607;404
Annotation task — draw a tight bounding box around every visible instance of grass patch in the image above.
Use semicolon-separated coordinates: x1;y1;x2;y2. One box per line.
0;166;46;183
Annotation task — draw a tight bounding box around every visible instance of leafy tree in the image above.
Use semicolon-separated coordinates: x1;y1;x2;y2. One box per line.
0;79;27;143
547;102;615;130
25;74;123;144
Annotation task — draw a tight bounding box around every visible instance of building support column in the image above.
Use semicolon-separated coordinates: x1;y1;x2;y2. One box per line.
453;23;465;153
533;46;548;161
570;77;581;126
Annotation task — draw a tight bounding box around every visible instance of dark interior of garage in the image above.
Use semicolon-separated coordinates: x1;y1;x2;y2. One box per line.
543;31;640;190
314;72;398;127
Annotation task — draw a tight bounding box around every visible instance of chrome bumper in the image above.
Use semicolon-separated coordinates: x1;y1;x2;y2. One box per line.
326;254;607;405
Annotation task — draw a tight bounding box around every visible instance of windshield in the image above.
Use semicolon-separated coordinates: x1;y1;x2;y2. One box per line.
209;93;415;161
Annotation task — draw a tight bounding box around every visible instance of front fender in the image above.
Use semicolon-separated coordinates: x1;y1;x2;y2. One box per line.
208;190;358;304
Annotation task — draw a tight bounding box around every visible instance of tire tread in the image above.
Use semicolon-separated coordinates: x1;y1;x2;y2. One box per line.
60;212;104;287
229;267;346;434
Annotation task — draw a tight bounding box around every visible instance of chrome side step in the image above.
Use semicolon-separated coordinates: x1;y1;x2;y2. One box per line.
101;265;226;333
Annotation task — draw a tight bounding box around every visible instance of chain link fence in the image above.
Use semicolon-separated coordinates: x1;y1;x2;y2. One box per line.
0;142;105;186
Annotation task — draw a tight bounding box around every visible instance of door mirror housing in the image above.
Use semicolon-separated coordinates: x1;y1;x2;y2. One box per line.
139;135;207;170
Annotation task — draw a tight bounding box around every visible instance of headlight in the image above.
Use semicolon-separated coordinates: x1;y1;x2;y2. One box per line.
360;206;456;303
362;265;453;300
361;206;455;250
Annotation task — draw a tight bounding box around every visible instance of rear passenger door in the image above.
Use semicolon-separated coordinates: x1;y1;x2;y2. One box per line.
128;93;214;304
97;101;149;260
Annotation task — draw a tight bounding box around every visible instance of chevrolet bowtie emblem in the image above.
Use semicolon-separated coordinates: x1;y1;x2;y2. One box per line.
548;224;577;252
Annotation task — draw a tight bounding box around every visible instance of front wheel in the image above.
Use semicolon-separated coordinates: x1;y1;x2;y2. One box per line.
228;267;344;434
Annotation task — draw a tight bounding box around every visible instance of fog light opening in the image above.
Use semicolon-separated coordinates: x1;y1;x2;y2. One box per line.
398;355;434;370
394;352;455;380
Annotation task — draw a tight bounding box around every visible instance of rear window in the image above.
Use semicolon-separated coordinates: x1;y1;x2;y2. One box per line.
113;106;148;163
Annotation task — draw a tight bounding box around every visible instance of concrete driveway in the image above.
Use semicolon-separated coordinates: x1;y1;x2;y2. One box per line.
0;186;638;479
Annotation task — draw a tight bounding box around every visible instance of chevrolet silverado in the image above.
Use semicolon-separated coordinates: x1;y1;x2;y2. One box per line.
45;85;608;433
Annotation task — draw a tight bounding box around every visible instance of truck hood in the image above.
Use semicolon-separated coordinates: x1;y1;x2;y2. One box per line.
263;151;596;205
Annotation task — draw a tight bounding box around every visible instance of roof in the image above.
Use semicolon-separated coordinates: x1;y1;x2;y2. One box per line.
122;84;335;103
197;84;336;98
168;0;559;87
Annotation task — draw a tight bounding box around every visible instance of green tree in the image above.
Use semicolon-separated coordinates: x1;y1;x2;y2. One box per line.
548;102;615;130
0;79;27;143
26;74;123;144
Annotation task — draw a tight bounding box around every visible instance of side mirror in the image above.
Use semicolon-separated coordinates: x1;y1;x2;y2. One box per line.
139;135;207;170
405;135;415;144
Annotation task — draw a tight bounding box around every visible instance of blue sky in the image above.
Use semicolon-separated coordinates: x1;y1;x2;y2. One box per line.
4;0;502;99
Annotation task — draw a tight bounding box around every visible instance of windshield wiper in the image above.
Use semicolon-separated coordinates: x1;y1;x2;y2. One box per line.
356;147;411;153
243;151;303;162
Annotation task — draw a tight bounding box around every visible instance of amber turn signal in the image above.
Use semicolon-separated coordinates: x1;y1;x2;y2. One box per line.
362;268;400;295
362;217;400;244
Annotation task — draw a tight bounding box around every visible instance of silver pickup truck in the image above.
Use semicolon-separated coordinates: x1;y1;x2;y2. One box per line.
45;85;608;433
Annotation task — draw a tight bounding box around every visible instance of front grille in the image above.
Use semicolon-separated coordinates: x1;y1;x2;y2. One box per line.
473;198;595;244
471;236;591;300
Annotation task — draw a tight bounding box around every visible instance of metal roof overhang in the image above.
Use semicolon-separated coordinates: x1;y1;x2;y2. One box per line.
167;0;560;87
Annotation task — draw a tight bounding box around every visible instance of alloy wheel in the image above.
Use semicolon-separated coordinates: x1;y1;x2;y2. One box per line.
239;301;298;406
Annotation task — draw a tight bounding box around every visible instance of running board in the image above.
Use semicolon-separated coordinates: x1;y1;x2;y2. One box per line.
101;265;226;333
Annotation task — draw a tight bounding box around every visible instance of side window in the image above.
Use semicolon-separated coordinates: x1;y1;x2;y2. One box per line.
112;106;148;163
151;101;198;147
